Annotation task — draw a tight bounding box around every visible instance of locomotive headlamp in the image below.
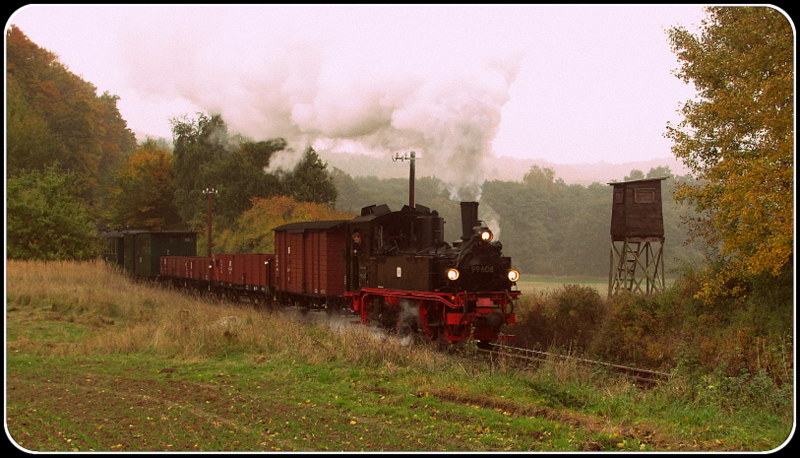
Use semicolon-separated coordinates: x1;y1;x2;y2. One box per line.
507;269;520;282
479;228;493;242
446;268;460;281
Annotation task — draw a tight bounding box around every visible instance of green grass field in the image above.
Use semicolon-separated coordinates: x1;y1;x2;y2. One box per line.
514;275;676;296
515;276;608;295
5;261;793;452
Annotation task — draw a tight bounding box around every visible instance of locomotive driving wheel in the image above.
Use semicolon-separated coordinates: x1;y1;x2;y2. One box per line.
418;301;444;342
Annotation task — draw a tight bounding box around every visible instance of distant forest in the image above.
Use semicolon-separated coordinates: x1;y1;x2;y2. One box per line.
333;167;706;277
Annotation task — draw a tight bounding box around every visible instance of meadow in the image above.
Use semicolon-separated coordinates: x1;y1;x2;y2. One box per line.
516;276;608;294
5;260;793;452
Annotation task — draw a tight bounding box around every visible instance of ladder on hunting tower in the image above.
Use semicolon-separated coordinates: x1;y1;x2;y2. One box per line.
609;237;665;296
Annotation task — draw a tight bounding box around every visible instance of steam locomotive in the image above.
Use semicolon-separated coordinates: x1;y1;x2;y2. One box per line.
338;199;520;345
103;157;520;346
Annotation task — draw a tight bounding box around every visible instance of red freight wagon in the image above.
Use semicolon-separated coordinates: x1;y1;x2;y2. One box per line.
161;256;191;279
160;256;211;282
160;256;175;277
236;254;273;289
187;257;213;282
214;254;236;285
273;220;348;304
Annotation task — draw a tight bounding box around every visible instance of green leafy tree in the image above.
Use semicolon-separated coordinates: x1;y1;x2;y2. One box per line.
7;168;99;260
170;113;299;230
284;147;338;205
201;139;286;226
623;169;645;181
666;6;793;300
170;113;232;226
646;166;673;179
522;165;563;191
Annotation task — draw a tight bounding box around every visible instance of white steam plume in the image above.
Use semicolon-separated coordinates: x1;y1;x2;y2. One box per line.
119;6;523;200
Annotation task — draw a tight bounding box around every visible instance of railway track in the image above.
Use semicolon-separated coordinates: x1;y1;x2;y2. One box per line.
479;343;673;386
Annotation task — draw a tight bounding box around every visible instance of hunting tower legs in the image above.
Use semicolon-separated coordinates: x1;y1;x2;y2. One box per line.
608;237;665;296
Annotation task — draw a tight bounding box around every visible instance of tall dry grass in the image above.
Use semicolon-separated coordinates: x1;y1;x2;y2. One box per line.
7;260;449;371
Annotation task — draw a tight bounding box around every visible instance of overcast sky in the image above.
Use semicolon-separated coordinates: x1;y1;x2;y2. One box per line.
9;4;708;169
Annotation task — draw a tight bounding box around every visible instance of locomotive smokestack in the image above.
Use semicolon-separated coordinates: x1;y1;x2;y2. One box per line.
460;201;479;241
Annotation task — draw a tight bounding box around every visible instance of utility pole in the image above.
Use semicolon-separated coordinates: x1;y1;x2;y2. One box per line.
202;187;218;258
392;151;416;209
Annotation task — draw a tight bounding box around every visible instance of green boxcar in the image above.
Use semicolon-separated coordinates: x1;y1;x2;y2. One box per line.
99;230;126;267
121;231;197;277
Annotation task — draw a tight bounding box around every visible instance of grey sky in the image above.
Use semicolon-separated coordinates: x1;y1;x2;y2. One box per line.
9;4;708;166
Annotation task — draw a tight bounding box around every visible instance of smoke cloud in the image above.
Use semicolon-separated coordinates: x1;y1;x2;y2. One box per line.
119;6;523;200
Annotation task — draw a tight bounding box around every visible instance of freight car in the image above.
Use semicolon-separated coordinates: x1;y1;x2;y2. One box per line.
107;179;520;346
101;230;197;276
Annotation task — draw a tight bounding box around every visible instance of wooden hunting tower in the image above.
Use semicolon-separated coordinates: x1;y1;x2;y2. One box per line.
607;177;667;296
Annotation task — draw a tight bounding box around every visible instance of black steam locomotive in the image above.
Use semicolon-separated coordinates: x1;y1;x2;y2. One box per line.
341;200;519;345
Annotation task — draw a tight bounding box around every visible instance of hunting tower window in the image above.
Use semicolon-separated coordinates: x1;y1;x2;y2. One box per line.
634;188;655;204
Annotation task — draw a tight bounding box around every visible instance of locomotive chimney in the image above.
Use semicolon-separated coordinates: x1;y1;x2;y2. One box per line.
460;201;479;241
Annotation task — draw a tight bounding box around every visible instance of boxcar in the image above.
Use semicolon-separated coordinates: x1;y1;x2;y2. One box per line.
212;253;274;292
273;220;349;307
123;231;197;277
99;230;126;267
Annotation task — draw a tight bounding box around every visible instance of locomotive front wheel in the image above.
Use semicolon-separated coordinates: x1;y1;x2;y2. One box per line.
418;301;443;342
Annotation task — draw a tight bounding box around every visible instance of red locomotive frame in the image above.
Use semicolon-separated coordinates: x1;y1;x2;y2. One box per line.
347;288;517;343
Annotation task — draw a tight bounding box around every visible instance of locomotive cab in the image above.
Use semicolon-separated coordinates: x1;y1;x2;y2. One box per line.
346;203;448;292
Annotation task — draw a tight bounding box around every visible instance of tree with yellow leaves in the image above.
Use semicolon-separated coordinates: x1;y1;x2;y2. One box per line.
666;6;793;301
216;195;354;254
107;139;183;230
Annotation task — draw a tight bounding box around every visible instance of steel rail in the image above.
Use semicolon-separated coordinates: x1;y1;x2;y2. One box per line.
481;343;673;385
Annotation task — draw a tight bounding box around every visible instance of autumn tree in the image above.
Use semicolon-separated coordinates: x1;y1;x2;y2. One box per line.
6;25;136;192
666;6;793;300
215;195;354;254
107;139;183;230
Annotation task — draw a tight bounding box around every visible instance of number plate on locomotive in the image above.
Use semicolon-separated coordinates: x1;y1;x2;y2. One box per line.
470;265;495;273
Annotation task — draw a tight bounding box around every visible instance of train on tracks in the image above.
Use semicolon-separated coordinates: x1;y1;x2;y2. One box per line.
102;159;520;346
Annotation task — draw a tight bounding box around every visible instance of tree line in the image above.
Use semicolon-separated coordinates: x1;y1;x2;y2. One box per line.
334;165;706;277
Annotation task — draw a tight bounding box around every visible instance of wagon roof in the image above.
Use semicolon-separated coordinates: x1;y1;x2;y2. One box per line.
272;220;349;233
606;176;668;186
108;229;197;236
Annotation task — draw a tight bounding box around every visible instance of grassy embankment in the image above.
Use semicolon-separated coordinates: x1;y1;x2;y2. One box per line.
6;260;793;452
